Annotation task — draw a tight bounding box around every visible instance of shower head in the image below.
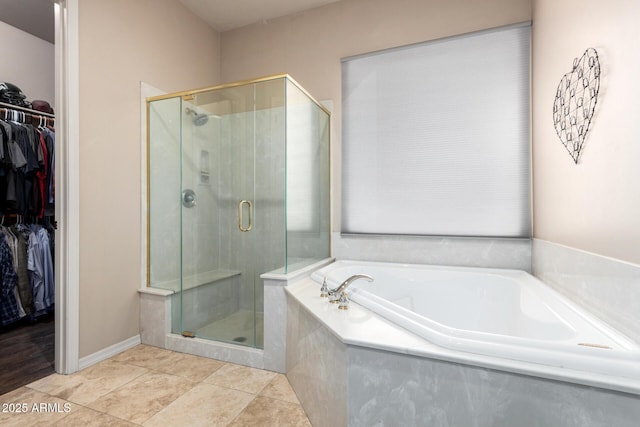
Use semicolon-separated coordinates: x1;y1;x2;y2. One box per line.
185;107;217;126
193;113;209;126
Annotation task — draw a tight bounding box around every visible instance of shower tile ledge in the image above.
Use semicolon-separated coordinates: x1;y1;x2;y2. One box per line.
138;287;174;296
285;279;640;396
261;257;334;281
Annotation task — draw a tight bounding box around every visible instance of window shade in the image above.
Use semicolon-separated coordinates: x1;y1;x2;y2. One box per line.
341;24;531;237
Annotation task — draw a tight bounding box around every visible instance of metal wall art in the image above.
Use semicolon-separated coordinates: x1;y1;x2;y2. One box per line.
552;48;601;164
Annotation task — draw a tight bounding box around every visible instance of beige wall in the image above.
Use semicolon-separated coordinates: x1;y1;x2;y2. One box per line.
78;0;220;357
0;20;54;104
220;0;532;232
532;0;640;264
73;0;640;359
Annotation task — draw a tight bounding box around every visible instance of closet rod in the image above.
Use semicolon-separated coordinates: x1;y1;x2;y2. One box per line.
0;101;55;118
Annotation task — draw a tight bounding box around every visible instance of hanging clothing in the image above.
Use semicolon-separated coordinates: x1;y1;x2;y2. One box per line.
0;234;19;326
0;117;55;217
39;226;54;308
1;227;26;318
0;106;56;327
28;224;54;313
10;226;31;316
41;127;55;215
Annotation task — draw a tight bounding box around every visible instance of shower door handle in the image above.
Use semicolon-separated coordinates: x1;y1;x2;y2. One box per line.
238;200;253;232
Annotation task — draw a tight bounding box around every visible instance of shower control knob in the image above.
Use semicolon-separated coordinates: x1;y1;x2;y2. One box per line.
182;189;197;208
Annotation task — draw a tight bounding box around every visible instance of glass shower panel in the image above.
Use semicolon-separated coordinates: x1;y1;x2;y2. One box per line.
285;80;331;272
148;97;181;292
254;78;286;318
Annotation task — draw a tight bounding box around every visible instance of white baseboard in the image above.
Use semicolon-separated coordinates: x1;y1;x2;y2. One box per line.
78;335;141;371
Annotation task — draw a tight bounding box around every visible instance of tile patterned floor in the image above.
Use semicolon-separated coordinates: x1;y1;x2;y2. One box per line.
0;345;311;426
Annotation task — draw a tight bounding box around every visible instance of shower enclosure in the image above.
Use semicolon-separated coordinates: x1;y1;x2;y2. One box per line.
146;75;330;349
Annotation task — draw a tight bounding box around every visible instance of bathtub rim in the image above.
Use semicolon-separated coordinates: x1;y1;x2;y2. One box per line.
286;262;640;396
313;260;639;352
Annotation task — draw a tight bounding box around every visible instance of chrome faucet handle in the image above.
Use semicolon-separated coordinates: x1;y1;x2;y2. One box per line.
320;277;329;298
338;291;350;310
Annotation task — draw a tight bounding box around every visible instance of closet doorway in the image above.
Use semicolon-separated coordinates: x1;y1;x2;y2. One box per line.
0;0;66;395
0;100;56;396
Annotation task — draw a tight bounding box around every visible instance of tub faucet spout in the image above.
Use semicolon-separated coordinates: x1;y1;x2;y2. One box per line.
328;274;374;299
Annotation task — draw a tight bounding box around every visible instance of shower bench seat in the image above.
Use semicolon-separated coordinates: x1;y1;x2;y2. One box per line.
147;269;241;293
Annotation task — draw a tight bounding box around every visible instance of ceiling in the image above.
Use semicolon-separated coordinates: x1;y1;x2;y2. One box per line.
0;0;54;43
177;0;341;32
0;0;341;44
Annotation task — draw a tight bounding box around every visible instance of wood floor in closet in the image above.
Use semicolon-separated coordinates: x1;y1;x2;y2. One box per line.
0;313;55;396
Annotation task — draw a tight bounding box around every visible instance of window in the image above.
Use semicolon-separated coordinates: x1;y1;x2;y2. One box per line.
341;24;530;237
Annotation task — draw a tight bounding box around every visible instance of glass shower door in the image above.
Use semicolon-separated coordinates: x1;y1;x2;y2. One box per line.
179;83;261;347
148;75;327;352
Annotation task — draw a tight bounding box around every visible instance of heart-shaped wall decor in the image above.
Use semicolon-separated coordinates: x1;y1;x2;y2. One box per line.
552;48;601;164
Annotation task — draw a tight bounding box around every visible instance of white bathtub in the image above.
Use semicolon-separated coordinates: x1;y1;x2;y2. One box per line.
310;260;640;381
